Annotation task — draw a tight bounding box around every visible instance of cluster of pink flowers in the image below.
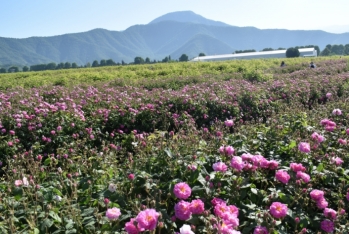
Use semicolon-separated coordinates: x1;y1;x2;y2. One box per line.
211;198;240;233
323;208;337;220
105;207;121;221
338;138;347;145
14;177;29;187
230;154;278;172
296;171;310;183
174;199;205;220
290;163;306;172
173;182;192;200
287;162;311;183
219;145;235;156
320;119;336;132
320;219;335;233
179;224;195;234
224;119;234;127
298;142;310;153
275;170;290;184
213;162;228;173
125;209;160;233
310;189;328;209
311;132;325;143
269;202;288;218
331;157;344;166
332;108;342;116
253;226;268;234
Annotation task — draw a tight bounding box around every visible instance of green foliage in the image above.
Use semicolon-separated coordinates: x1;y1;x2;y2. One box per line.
134;57;145;64
8;66;19;73
261;48;274;51
179;54;188;62
235;49;256;54
286;48;300;58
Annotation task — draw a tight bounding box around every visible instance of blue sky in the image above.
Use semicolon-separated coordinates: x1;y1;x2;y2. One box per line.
1;0;349;38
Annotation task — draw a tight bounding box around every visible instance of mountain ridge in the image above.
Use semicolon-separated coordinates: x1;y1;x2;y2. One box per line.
1;11;349;67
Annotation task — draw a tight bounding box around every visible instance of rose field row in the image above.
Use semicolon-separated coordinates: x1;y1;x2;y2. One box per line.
0;58;349;233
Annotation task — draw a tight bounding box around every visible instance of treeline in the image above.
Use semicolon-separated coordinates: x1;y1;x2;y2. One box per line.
0;53;191;73
234;45;320;56
0;61;81;73
320;44;349;56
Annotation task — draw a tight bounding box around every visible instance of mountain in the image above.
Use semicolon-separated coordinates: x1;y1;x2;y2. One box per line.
321;24;349;34
149;11;231;27
1;11;349;67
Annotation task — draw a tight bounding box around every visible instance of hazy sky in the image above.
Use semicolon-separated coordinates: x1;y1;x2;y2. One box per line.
1;0;349;38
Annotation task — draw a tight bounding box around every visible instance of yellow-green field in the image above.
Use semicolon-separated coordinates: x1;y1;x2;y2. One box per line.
0;56;345;90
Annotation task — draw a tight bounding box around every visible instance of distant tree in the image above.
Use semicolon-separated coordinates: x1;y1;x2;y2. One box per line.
121;60;126;65
169;55;171;61
100;59;106;66
106;59;116;66
134;57;145;64
8;66;19;73
162;56;169;63
320;47;331;56
0;68;6;73
31;64;46;71
199;53;206;56
46;62;56;70
179;54;189;62
72;62;78;68
325;44;332;50
92;60;99;67
235;49;256;54
64;62;71;69
145;57;151;63
22;66;29;72
262;48;274;51
56;62;65;69
286;47;300;58
344;44;349;55
331;44;344;55
86;62;91;68
277;47;286;50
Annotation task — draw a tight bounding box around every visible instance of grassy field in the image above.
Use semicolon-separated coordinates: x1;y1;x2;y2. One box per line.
0;56;346;90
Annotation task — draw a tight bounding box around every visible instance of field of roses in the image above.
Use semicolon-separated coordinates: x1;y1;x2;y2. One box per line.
0;58;349;233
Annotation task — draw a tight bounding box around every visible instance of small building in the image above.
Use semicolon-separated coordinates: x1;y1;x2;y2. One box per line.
190;48;317;62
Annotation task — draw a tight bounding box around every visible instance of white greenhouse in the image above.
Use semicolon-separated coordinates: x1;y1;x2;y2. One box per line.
190;48;317;62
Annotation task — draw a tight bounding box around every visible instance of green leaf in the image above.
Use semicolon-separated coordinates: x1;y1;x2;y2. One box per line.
65;219;74;230
288;140;296;149
40;218;54;232
49;210;62;223
44;157;52;166
197;174;207;186
317;163;324;172
81;207;95;216
65;229;77;234
164;149;173;158
191;186;204;192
